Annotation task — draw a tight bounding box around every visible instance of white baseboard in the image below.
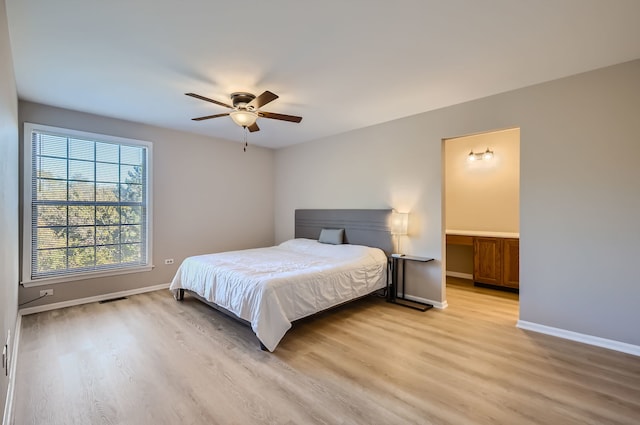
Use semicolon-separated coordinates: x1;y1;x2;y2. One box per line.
19;283;171;316
2;314;21;425
446;271;473;280
403;294;448;310
517;320;640;357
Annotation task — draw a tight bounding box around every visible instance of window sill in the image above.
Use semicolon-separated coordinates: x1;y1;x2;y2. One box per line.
20;265;154;287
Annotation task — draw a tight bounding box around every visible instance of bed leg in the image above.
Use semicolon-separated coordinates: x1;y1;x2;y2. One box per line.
259;341;268;351
174;289;184;301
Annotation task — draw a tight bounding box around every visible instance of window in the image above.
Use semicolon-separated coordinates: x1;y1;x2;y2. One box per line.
22;123;152;286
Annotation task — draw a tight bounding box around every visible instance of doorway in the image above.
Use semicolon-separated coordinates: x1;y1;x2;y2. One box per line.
443;128;520;302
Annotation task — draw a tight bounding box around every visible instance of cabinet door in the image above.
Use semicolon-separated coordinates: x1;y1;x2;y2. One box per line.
502;238;520;288
473;237;502;285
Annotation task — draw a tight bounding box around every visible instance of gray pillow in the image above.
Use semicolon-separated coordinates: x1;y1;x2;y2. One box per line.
318;228;344;245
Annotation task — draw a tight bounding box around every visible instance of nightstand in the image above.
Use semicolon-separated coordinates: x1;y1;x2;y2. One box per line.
388;254;434;311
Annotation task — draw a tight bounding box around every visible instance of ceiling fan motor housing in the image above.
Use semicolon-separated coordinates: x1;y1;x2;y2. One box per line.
230;92;256;110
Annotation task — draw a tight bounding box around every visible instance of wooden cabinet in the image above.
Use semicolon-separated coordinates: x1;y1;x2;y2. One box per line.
447;233;520;290
473;237;519;289
501;238;520;288
473;237;502;285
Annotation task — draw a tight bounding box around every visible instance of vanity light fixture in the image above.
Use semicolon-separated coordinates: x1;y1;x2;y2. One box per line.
467;148;494;162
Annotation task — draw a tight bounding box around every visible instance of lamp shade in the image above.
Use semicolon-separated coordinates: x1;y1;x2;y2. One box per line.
391;212;408;235
230;110;258;127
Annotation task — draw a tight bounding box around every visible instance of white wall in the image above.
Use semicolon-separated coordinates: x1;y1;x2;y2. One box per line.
18;101;276;307
0;0;19;419
275;59;640;346
445;128;520;233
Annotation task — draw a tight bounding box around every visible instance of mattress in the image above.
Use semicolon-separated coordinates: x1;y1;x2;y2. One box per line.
169;238;388;351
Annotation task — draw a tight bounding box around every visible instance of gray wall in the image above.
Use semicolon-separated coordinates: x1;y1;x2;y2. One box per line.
0;0;19;419
275;59;640;346
18;102;276;308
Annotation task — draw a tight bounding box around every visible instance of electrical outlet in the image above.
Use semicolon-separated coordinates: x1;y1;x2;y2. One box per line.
40;289;54;297
2;344;6;376
164;259;174;265
3;329;8;376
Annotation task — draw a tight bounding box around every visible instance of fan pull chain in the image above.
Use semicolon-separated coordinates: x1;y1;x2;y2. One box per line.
243;126;248;152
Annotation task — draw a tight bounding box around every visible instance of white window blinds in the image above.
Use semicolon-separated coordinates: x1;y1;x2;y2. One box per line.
25;124;151;282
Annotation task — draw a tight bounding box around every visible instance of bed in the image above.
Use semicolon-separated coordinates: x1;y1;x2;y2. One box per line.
169;209;393;351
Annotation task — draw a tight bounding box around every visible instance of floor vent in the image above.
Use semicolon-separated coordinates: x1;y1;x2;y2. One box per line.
99;296;128;304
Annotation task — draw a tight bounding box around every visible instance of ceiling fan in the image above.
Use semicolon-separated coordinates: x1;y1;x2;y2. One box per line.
185;90;302;133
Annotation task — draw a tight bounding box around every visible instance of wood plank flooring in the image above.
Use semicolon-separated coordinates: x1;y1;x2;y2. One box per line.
13;278;640;424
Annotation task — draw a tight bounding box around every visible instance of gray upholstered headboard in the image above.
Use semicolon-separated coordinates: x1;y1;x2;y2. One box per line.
294;209;393;255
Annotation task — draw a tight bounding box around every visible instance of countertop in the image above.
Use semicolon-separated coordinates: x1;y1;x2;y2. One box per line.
446;229;520;238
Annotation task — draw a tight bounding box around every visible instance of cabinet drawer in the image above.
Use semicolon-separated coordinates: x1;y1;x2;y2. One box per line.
446;234;474;246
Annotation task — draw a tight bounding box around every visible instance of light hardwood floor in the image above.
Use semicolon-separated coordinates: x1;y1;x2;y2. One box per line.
13;278;640;424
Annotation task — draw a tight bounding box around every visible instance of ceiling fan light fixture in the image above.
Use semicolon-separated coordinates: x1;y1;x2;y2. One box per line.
187;90;302;131
229;110;258;127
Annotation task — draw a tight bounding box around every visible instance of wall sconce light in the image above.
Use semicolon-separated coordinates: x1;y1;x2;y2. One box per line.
391;212;409;254
467;148;494;162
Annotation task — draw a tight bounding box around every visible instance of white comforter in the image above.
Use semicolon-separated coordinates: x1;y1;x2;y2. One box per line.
169;238;387;351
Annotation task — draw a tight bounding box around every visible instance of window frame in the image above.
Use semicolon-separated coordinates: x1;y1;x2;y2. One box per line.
21;122;153;287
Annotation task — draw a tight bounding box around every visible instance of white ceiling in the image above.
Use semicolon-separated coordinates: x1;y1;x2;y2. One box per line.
6;0;640;149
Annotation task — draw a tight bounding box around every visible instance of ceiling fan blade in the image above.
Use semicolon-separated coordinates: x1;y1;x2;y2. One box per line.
192;113;230;121
258;111;303;123
248;122;260;132
248;91;279;109
185;93;233;109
